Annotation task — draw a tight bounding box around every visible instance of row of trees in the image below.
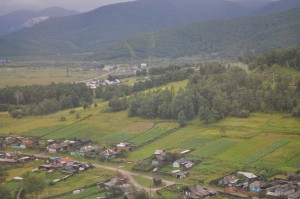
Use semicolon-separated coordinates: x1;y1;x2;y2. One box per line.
241;44;300;70
0;83;93;118
95;67;194;101
108;63;299;125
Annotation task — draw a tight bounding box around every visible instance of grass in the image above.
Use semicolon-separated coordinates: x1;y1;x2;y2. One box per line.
242;140;289;164
189;139;236;159
0;66;103;88
128;126;175;147
58;187;109;199
40;168;115;198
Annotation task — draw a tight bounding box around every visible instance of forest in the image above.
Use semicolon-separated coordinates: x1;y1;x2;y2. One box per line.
107;63;300;126
240;44;300;70
93;7;300;61
0;83;93;118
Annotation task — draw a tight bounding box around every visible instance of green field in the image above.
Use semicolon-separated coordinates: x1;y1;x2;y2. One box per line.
0;66;104;88
1;96;299;189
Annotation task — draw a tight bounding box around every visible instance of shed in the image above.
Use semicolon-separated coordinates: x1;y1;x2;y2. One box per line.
153;178;162;186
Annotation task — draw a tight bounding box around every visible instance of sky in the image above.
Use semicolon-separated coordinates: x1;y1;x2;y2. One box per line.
0;0;275;16
0;0;134;15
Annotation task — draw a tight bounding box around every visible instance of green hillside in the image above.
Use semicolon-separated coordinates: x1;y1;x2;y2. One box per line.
93;7;300;60
0;0;249;56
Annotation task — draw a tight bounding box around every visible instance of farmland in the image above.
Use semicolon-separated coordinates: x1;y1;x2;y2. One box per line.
0;66;103;88
0;64;299;198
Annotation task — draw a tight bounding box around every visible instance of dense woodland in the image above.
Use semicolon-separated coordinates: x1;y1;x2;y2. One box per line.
108;63;300;126
0;83;93;118
241;44;300;70
93;7;300;61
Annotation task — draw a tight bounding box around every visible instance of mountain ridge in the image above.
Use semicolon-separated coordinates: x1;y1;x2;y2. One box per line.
0;7;79;35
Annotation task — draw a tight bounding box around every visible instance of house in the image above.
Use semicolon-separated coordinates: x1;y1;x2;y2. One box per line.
101;149;117;159
249;180;266;193
154;150;166;156
47;142;69;153
176;171;189;179
70;138;91;149
184;185;217;199
237;171;257;180
116;142;132;151
152;150;167;165
77;163;94;171
153;178;162;186
173;158;194;169
59;157;74;167
180;150;191;155
288;190;300;199
218;175;239;187
104;174;127;189
266;183;297;197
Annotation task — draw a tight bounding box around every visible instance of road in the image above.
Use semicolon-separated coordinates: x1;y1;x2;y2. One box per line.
79;161;248;198
91;163;175;197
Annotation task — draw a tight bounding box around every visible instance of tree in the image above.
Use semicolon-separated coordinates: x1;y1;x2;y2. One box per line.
23;173;46;199
178;110;187;128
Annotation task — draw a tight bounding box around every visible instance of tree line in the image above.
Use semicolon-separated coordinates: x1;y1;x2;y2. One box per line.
108;63;300;126
95;66;194;101
241;44;300;70
0;83;93;118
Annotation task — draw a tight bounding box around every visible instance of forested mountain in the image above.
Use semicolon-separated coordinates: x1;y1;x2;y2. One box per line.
0;7;79;35
253;0;300;16
92;7;300;60
0;0;250;56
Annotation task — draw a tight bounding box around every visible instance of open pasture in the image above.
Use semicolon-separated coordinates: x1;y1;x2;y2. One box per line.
0;66;102;88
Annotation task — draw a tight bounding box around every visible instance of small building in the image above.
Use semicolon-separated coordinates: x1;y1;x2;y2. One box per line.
116;142;132;151
153;178;162;186
101;149;117;159
180;150;191;155
249;180;266;193
184;185;217;199
176;171;189;179
47;142;69;153
237;171;257;179
173;158;194;169
266;184;297;197
218;175;239;187
59;157;74;167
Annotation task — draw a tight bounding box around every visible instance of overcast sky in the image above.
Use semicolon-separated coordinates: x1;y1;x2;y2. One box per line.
0;0;275;16
0;0;134;15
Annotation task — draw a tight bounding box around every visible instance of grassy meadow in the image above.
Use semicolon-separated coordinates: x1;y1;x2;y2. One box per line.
0;66;104;88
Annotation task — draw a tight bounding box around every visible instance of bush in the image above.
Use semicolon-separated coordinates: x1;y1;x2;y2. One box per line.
60;116;67;121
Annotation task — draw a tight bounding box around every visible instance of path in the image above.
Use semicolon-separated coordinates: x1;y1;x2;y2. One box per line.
91;163;175;197
89;163;247;198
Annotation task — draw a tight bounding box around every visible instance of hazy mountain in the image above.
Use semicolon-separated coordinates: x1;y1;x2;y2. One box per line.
230;0;271;11
0;0;250;56
92;7;300;61
0;7;79;35
253;0;300;15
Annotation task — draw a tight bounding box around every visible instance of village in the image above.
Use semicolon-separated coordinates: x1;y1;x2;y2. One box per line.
0;135;299;199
